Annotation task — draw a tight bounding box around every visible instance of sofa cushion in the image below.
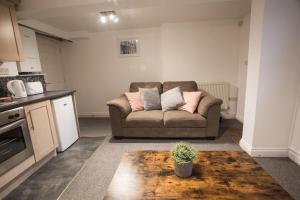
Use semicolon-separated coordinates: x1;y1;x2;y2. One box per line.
124;110;164;128
178;91;202;113
164;111;206;128
130;82;163;94
125;92;144;112
163;81;198;93
161;87;184;112
139;87;161;110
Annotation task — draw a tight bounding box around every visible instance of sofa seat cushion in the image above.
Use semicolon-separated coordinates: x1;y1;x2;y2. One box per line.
164;111;207;128
124;111;164;128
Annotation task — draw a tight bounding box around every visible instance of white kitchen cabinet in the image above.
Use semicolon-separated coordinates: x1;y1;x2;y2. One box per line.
17;26;42;72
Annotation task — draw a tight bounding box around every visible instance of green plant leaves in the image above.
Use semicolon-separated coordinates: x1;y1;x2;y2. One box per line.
171;142;197;164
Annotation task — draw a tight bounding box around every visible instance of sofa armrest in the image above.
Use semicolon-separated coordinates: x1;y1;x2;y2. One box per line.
107;95;131;118
206;104;221;137
197;95;223;118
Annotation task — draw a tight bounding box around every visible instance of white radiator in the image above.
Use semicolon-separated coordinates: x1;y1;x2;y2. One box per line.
198;82;230;110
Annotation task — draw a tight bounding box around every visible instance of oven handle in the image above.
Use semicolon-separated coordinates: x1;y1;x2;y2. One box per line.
0;119;26;135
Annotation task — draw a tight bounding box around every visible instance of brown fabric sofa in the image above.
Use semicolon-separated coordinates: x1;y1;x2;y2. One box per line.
107;81;222;138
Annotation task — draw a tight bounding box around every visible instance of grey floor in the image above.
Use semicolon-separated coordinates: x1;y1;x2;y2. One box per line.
4;137;104;200
59;118;300;200
5;118;300;200
79;118;111;137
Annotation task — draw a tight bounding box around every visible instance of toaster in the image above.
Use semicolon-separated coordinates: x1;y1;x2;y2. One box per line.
24;81;44;95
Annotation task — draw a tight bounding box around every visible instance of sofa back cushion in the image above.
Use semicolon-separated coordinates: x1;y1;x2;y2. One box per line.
130;82;163;94
163;81;198;93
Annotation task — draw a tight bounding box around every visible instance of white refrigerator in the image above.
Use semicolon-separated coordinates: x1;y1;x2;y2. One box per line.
51;95;79;152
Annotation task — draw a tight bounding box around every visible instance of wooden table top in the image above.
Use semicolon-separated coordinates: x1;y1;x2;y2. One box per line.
104;151;293;200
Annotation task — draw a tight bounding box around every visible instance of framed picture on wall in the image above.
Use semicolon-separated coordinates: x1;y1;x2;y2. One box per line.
118;38;140;57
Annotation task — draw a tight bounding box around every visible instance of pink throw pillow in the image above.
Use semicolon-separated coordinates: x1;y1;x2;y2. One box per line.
178;91;202;113
125;92;144;112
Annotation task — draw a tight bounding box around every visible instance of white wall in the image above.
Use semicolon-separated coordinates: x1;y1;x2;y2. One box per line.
161;20;241;118
236;14;250;122
289;84;300;165
61;20;244;116
161;20;240;85
240;0;300;157
61;27;162;117
240;0;265;152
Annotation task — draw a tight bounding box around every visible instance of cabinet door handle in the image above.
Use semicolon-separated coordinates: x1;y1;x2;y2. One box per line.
28;111;35;131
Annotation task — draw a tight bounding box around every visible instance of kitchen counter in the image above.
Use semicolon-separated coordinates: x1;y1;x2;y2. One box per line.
0;90;76;112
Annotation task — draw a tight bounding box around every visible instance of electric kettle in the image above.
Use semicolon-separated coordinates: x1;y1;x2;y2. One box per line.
7;80;27;98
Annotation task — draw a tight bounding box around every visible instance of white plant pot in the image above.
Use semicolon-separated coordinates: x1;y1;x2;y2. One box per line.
174;161;193;178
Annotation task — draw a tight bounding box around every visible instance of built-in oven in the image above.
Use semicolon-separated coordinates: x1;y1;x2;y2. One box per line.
0;107;33;176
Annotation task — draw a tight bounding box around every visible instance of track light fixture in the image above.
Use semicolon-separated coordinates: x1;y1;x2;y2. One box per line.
99;11;119;24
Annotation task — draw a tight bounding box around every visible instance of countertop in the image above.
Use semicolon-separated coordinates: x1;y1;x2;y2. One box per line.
0;90;76;112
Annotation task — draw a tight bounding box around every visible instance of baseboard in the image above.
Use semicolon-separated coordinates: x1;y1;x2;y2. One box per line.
239;139;289;157
78;112;109;118
250;148;289;157
289;148;300;165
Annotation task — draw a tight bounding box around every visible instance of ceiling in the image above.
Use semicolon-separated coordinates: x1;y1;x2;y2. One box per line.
17;0;251;33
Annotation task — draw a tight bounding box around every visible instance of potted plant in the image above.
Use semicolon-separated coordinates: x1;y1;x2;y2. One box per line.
171;142;197;178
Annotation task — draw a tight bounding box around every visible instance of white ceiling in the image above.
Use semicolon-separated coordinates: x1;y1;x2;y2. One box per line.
17;0;251;32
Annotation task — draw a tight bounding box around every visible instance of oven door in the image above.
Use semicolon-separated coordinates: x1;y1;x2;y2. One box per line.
0;119;33;176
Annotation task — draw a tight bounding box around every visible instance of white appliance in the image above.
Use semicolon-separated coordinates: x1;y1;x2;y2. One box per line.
24;81;44;95
7;80;27;98
51;95;79;152
17;26;42;72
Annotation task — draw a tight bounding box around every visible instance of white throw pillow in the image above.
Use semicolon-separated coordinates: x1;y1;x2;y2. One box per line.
161;87;184;112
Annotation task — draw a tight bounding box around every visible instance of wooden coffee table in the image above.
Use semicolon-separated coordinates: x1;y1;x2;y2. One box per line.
104;151;293;200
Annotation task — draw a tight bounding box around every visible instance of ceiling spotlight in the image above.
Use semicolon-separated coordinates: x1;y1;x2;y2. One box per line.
100;16;107;23
99;11;118;24
109;13;115;20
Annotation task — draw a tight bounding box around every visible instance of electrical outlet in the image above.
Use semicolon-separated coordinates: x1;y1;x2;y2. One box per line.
0;67;9;75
